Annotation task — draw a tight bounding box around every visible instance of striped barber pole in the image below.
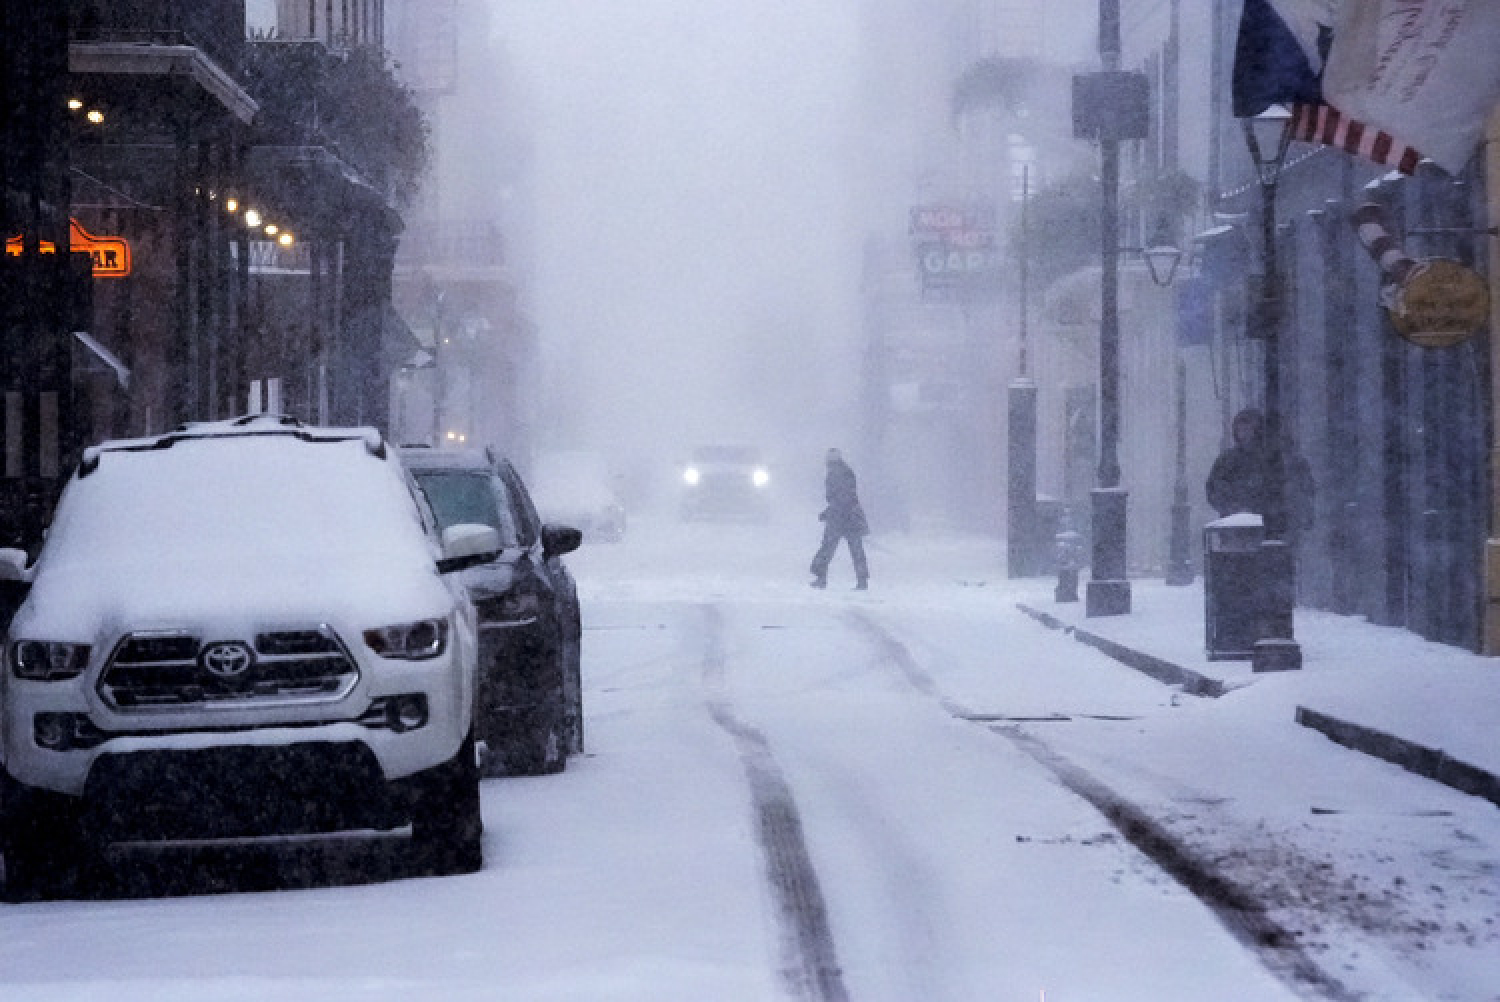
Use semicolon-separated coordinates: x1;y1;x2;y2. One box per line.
1290;103;1424;175
1349;202;1415;306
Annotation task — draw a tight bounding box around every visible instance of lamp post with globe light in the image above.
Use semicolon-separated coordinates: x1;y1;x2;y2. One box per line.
1130;219;1192;586
1240;105;1302;672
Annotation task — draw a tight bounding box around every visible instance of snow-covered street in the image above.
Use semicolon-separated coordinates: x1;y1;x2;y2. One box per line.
1;517;1496;1001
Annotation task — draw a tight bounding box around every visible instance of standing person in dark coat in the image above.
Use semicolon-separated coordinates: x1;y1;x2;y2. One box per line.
1206;408;1315;542
809;448;869;589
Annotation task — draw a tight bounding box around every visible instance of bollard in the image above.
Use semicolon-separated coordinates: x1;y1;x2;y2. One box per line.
1054;524;1084;603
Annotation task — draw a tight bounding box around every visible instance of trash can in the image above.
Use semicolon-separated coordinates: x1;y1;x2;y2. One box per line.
1203;514;1267;660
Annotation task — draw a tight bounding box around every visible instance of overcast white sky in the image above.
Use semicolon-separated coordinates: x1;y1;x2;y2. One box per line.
489;0;869;473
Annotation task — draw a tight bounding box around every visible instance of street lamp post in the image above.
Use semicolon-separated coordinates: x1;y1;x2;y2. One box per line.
1164;346;1195;585
1071;0;1149;615
1133;221;1194;587
1009;166;1039;578
1241;107;1303;672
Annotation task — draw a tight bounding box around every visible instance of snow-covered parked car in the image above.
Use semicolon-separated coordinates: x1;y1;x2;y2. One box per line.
0;415;497;900
400;446;584;777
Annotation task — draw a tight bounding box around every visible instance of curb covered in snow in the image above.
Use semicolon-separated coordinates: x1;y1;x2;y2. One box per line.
1016;602;1500;810
1015;603;1225;697
1294;706;1500;809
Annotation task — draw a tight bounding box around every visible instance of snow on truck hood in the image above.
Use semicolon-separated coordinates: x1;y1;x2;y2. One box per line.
16;434;457;640
17;546;454;643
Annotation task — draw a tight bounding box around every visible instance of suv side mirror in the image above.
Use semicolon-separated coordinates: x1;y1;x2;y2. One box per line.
0;547;31;583
0;548;32;635
542;524;583;560
437;523;502;573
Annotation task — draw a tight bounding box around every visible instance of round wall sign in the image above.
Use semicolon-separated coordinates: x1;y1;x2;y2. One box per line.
1388;259;1489;349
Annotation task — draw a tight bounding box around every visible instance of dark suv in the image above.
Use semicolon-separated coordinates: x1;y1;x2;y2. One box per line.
400;447;583;776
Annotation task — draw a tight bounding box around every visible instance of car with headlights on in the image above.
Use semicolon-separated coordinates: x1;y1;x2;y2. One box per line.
0;415;495;900
399;446;583;777
679;444;772;521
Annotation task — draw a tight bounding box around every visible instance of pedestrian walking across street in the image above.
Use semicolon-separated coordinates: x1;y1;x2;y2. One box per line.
809;448;869;590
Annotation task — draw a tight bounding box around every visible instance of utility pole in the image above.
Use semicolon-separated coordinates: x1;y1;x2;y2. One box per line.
1007;166;1038;577
1164;0;1195;586
1085;0;1134;616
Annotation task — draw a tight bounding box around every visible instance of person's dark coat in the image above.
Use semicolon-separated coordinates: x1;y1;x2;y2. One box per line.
821;457;868;536
1206;408;1314;532
811;450;869;587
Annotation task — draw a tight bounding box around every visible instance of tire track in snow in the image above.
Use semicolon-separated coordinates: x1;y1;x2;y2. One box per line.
843;610;964;716
847;609;1358;1002
698;603;851;1002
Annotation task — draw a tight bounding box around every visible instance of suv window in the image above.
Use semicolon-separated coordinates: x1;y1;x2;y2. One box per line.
415;470;523;548
497;461;541;546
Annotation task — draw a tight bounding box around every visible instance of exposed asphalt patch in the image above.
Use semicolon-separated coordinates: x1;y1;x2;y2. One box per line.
698;604;850;1002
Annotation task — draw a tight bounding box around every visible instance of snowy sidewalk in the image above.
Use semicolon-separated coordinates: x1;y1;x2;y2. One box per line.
1016;577;1500;810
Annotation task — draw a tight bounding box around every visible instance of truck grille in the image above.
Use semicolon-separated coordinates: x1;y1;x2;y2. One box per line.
99;627;359;711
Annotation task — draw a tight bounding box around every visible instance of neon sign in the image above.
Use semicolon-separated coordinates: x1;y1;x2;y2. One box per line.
4;218;132;277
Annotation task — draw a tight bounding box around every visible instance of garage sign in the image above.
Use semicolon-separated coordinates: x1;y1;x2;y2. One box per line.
909;204;1000;293
4;218;132;278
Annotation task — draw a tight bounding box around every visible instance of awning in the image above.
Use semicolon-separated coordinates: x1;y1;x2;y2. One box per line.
384;305;430;371
73;330;131;390
70;42;259;124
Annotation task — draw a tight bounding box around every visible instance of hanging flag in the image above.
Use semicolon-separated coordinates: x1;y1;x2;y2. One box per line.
1231;0;1332;118
1232;0;1430;175
1321;1;1500;175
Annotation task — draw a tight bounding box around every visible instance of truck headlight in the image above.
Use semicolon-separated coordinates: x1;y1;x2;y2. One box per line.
11;640;91;680
752;468;770;488
363;618;448;660
683;466;701;486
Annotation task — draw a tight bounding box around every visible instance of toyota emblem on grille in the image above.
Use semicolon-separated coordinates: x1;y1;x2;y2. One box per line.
201;641;254;679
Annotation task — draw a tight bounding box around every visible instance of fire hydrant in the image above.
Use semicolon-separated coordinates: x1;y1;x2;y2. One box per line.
1054;522;1084;603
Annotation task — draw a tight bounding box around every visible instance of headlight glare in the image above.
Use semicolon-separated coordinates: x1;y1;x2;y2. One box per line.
683;466;701;486
363;618;449;660
752;468;770;488
12;640;91;680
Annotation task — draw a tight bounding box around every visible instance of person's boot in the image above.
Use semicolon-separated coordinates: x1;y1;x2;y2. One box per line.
810;574;826;589
855;577;868;591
